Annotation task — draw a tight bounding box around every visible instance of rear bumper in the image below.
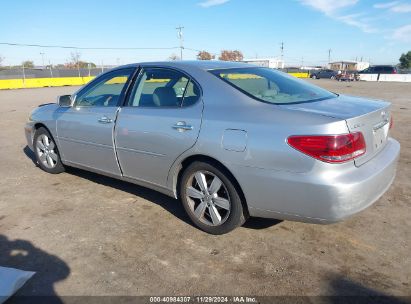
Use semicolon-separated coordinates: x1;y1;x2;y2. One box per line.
232;138;400;223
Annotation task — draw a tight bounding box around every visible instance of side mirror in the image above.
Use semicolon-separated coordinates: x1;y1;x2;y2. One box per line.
57;95;72;107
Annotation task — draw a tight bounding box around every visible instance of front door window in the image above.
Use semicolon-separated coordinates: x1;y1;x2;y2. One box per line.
75;69;133;107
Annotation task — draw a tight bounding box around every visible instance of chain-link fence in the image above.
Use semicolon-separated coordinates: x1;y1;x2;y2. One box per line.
0;68;108;80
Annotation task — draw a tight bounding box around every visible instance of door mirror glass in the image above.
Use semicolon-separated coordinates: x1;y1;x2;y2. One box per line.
57;95;72;107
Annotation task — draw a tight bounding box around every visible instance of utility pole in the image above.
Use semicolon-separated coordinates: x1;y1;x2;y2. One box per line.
328;49;332;64
49;60;53;78
40;52;45;69
176;26;184;60
22;62;26;87
280;42;284;62
77;57;81;78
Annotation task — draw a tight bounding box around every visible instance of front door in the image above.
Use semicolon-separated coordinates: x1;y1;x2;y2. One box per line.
115;67;203;187
56;68;135;175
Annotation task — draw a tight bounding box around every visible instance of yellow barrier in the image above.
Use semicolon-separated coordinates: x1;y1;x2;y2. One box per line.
0;72;310;90
0;76;95;90
288;72;309;78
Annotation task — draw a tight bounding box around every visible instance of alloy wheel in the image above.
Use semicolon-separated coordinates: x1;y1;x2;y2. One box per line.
185;170;231;226
36;134;58;169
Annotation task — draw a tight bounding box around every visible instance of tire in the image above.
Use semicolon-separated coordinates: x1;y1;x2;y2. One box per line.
331;76;336;80
33;127;65;174
179;161;247;235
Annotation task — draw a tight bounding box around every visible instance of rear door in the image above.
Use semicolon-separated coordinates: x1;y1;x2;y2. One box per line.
56;68;135;175
115;67;203;187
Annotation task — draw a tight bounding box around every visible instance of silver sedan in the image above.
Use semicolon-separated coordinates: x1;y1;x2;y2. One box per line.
25;61;400;234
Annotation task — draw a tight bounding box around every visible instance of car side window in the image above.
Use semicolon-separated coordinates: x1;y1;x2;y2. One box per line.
182;80;201;107
374;66;383;73
75;69;133;107
128;68;200;108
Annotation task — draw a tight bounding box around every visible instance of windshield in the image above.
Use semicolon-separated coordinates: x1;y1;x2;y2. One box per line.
210;67;337;104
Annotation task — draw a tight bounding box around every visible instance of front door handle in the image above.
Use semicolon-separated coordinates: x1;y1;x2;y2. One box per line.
98;116;113;124
172;121;193;132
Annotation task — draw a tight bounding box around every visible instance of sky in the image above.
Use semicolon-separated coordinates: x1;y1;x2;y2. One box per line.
0;0;410;67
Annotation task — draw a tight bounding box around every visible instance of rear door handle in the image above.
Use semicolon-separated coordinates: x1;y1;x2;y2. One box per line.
172;121;193;132
98;116;113;124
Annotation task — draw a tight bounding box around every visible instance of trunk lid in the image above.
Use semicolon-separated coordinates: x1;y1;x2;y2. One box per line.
280;95;391;166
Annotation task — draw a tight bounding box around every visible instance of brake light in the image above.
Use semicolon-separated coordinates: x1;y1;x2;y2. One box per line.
287;132;366;163
389;116;393;129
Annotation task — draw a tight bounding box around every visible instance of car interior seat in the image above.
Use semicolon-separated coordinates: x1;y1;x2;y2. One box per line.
153;87;178;107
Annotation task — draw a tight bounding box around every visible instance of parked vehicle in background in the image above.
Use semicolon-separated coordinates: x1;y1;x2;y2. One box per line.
310;69;338;79
336;71;355;82
25;61;400;234
359;65;398;74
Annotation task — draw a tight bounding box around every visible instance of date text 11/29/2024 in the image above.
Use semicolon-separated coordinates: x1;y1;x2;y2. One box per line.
149;296;257;303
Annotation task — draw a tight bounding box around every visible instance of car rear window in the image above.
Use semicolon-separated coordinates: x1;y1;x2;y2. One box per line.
210;67;336;104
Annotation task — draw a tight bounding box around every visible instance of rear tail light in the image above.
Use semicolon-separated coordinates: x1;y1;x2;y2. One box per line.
287;132;366;163
389;115;393;129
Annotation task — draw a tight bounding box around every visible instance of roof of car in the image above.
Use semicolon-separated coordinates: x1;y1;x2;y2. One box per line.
114;60;256;71
370;65;396;68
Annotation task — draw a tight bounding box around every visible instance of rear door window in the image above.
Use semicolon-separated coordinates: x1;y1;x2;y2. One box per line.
128;68;200;107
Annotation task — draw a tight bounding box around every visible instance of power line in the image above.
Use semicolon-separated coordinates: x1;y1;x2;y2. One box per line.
0;42;180;50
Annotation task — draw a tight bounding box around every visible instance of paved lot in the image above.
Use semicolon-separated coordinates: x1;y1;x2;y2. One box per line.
0;80;410;299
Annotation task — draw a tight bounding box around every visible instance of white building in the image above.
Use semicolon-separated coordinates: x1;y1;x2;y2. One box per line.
328;60;370;71
242;58;285;69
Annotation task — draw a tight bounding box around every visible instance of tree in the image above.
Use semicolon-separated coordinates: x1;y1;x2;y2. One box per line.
399;51;411;69
64;51;81;69
218;50;244;62
169;53;180;61
70;51;81;64
197;51;215;60
64;52;95;69
80;61;96;68
22;60;34;68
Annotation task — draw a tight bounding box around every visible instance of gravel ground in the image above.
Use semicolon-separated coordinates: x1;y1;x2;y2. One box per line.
0;79;410;300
